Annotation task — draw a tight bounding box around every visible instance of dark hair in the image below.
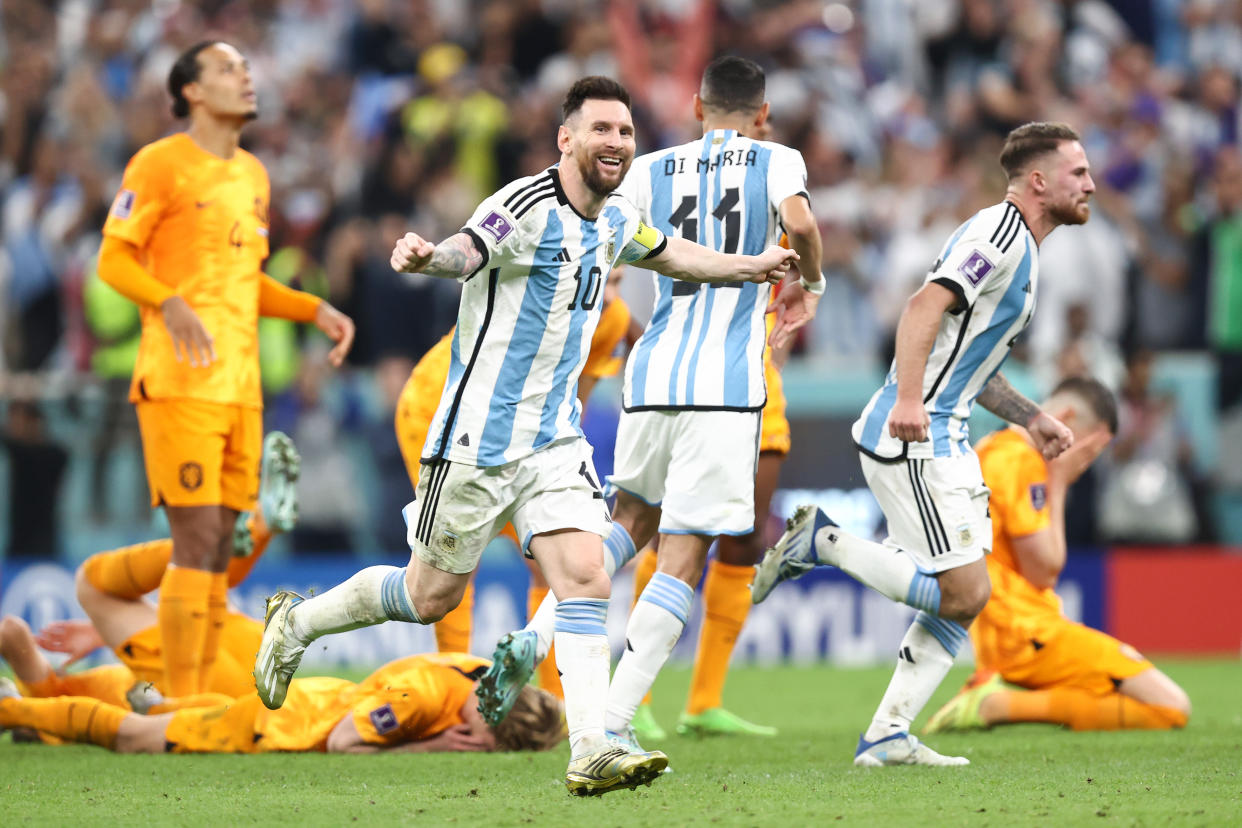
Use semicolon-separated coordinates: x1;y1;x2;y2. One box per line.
168;41;217;119
1050;375;1118;434
999;122;1081;180
700;55;766;114
561;76;630;121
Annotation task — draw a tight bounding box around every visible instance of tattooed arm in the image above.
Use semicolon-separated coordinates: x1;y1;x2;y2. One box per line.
390;232;485;279
978;372;1074;460
976;372;1041;424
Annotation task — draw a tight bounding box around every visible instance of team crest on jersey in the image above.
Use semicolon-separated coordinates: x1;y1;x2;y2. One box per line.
959;250;994;285
605;233;615;263
1029;482;1047;511
179;462;203;491
369;704;399;734
480;211;513;242
956;524;973;547
112;189;135;219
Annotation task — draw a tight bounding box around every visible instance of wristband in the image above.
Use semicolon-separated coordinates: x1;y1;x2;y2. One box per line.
799;274;826;295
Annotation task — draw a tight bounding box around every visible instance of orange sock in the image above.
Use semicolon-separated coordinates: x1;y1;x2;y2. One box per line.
632;548;659;706
999;688;1188;731
0;696;127;749
435;580;474;653
198;573;229;692
527;585;563;699
686;560;753;715
149;692;234;714
82;540;174;599
159;566;214;697
226;513;274;587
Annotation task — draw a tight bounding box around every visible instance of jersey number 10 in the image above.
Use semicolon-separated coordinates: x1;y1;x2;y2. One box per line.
567;265;603;311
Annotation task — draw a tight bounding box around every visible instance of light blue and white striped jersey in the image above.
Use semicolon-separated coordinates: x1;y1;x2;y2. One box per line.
853;201;1038;460
618;129;808;410
423;167;666;467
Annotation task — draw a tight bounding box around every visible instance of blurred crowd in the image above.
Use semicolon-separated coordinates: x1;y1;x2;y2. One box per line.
3;0;1242;555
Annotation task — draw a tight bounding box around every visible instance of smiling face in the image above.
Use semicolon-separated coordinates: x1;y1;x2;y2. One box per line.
186;43;257;121
559;98;635;197
1040;140;1095;226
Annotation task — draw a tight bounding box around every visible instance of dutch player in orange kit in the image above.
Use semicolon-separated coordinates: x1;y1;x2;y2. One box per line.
0;653;565;755
925;377;1191;733
97;40;354;698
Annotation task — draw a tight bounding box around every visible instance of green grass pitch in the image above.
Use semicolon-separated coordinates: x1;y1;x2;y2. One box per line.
2;659;1239;825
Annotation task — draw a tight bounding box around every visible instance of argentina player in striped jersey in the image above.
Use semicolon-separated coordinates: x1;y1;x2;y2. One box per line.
599;56;825;752
254;77;796;797
753;123;1093;767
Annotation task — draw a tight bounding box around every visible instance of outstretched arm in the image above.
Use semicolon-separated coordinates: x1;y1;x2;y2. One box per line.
391;232;486;280
977;373;1074;459
326;716;493;753
635;235;796;285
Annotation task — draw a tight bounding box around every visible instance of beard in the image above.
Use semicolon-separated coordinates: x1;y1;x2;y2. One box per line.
1049;198;1090;226
577;151;631;197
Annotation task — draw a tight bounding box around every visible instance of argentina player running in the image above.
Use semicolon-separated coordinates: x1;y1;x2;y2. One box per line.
478;57;824;751
753;123;1093;766
253;77;795;796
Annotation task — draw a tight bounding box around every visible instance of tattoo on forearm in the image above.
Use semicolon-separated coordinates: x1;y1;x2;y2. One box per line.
424;234;483;278
976;373;1040;425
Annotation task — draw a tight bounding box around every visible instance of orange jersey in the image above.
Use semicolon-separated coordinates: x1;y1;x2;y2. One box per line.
582;298;631;379
971;428;1062;667
166;653;487;754
103;134;271;409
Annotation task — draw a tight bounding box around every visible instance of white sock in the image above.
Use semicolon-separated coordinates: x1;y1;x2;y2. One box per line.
814;526;942;614
288;565;422;644
527;523;636;662
605;571;694;733
554;598;611;758
863;611;969;741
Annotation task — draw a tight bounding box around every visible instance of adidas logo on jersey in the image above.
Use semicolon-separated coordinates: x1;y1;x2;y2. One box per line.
554;247;571;263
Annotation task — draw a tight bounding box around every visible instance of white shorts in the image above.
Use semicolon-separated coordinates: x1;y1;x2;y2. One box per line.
608;409;760;536
860;451;991;573
405;438;611;574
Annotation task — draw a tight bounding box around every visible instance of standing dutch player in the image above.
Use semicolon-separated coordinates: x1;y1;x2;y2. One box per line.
97;41;354;700
752;122;1093;766
253;76;796;796
479;56;824;748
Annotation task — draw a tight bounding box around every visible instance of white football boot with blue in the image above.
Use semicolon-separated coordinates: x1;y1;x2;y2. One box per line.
750;505;838;603
853;731;969;767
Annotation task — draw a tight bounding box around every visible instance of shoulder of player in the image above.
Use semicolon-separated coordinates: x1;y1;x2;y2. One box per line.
125;134;191;172
956;201;1029;257
492;169;558;219
235;147;270;179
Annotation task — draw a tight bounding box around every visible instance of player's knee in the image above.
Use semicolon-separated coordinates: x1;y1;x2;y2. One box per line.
941;579;991;622
1165;685;1192;724
75;565;105;615
0;615;31;652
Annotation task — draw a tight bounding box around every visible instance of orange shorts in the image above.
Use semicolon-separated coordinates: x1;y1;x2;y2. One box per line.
116;617;259;697
759;357;790;455
991;620;1154;696
136;399;261;511
115;626;164;688
165;694;263;754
